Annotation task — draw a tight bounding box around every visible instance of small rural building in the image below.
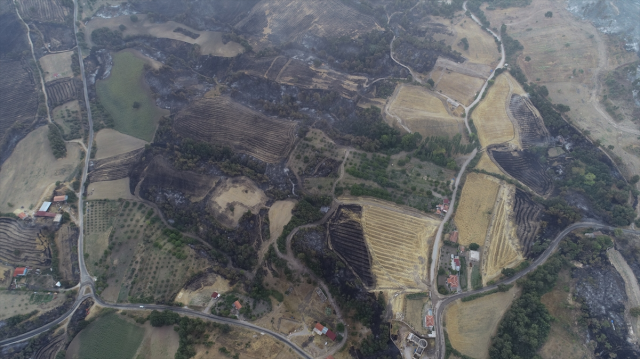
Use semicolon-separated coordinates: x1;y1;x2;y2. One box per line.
443;198;450;205
35;211;56;218
53;195;68;202
233;300;242;310
313;323;325;335
449;231;458;243
17;212;27;220
447;275;459;289
13;267;28;277
211;292;220;299
424;315;435;329
327;356;335;359
325;330;337;341
39;202;52;212
451;258;460;271
53;214;62;223
469;250;480;262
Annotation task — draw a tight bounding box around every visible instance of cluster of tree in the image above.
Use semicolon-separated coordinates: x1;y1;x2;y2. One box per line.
346;153;395;188
393;35;464;73
348;183;393;201
90;27;123;48
222;33;252;52
560;233;612;265
414;134;476;169
500;24;524;62
466;0;490;27
459;37;469;51
315;30;394;76
375;80;397;99
47;124;67;158
276;195;332;252
90;101;115;131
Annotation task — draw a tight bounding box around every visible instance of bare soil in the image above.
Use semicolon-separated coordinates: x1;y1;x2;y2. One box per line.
209;176;268;228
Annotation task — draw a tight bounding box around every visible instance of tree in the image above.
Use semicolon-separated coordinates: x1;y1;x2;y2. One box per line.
132;101;141;109
130;14;138;22
583;173;596;186
458;37;469;51
631;307;640;317
469;243;480;250
630;175;639;184
545;11;553;18
501;268;516;277
119;24;126;31
525;56;531;61
427;78;435;87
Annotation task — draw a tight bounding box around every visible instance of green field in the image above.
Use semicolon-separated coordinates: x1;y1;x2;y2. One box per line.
75;313;144;359
471;265;482;290
96;51;163;141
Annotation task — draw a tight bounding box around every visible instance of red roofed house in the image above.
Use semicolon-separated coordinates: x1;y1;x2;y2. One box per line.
447;275;459;289
13;267;28;277
211;292;220;299
17;212;27;219
325;330;337;341
233;300;242;310
449;231;459;243
35;211;56;218
313;323;325;335
327;356;335;359
443;198;450;205
453;258;461;271
52;195;68;202
424;315;435;329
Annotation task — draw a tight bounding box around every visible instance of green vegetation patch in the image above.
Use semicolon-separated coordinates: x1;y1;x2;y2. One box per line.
76;313;144;359
96;51;163;141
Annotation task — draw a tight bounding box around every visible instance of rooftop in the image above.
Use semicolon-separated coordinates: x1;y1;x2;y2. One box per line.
449;231;458;243
424;315;435;327
13;267;28;277
233;300;242;310
447;275;459;288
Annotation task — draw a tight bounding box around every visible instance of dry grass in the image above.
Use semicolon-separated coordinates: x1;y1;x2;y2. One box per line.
433;70;485;106
40;51;74;82
209;177;268;228
445;285;520;359
175;276;231;308
0;265;11;284
85;14;244;57
94;128;147;160
0;290;67;320
268;200;296;240
475;152;503;174
472;73;520;148
86;178;136;201
454;19;500;66
454;173;501;246
387;84;464;137
0;126;81;212
404;295;430;334
481;183;523;284
52;100;81;135
135;322;180;359
340;197;440;289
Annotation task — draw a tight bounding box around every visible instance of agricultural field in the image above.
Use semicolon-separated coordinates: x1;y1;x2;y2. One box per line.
471;73;522;148
84;199;207;303
431;62;487;106
0;60;38;159
386;84;464;138
46;78;81;108
235;0;380;46
489;147;553;196
451;18;501;67
340;197;440;289
138;157;218;202
16;0;70;23
54;223;79;285
538;270;592;359
66;312;145;359
52;100;82;140
0;218;50;267
94;128;147;160
134;322;180;359
96;50;168;142
174;96;297;163
39;51;73;82
475;152;503;174
513;189;544;256
445;285;520;359
85;15;244;56
454;173;501;246
403;294;431;335
0;290;66;321
268;200;296;241
0;126;81;213
480;182;523;284
328;205;375;287
508;94;550;149
208;176;268;228
86;178;136;201
277;59;367;99
88;148;144;183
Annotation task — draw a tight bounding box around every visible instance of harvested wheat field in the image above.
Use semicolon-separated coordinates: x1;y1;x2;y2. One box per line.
94;128;147;160
209;177;268;228
85;15;244;57
481;183;523;284
86;178;135;201
340;197;440;289
174;96;297;163
445;285;520;359
135;323;180;359
472;74;521;148
387;84;463;137
0;126;81;212
454;173;501;246
432;69;485;107
268;200;296;240
40;51;74;82
453;20;500;67
475;152;503;174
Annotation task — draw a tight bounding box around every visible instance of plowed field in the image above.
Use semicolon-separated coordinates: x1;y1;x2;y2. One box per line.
454;173;501;246
472;73;521;148
431;66;485;106
0;218;49;267
40;51;73;82
16;0;70;23
387;84;463;137
174;96;296;163
340;198;440;289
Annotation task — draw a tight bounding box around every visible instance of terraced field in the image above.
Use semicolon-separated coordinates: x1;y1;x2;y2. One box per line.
328;205;375;288
276;59;366;100
489;146;553;196
16;0;70;23
514;189;543;256
0;218;50;267
88;148;144;183
46;78;80;107
472;74;521;148
174;96;297;163
508;94;550;149
481;183;523;284
0;60;38;158
340;199;439;289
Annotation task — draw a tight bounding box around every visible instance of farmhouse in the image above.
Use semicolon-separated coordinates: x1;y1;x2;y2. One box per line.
449;231;458;243
211;292;220;299
52;195;68;202
233;300;242;310
13;267;28;277
424;315;435;329
313;323;337;341
447;275;459;290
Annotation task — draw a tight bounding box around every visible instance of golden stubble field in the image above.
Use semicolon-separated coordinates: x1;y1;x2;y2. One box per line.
454;173;501;246
40;51;74;82
472;73;522;148
445;285;520;359
268;200;296;240
432;68;485;107
0;126;81;212
386;84;464;138
340;197;440;289
452;18;501;67
94;128;147;160
84;14;244;57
